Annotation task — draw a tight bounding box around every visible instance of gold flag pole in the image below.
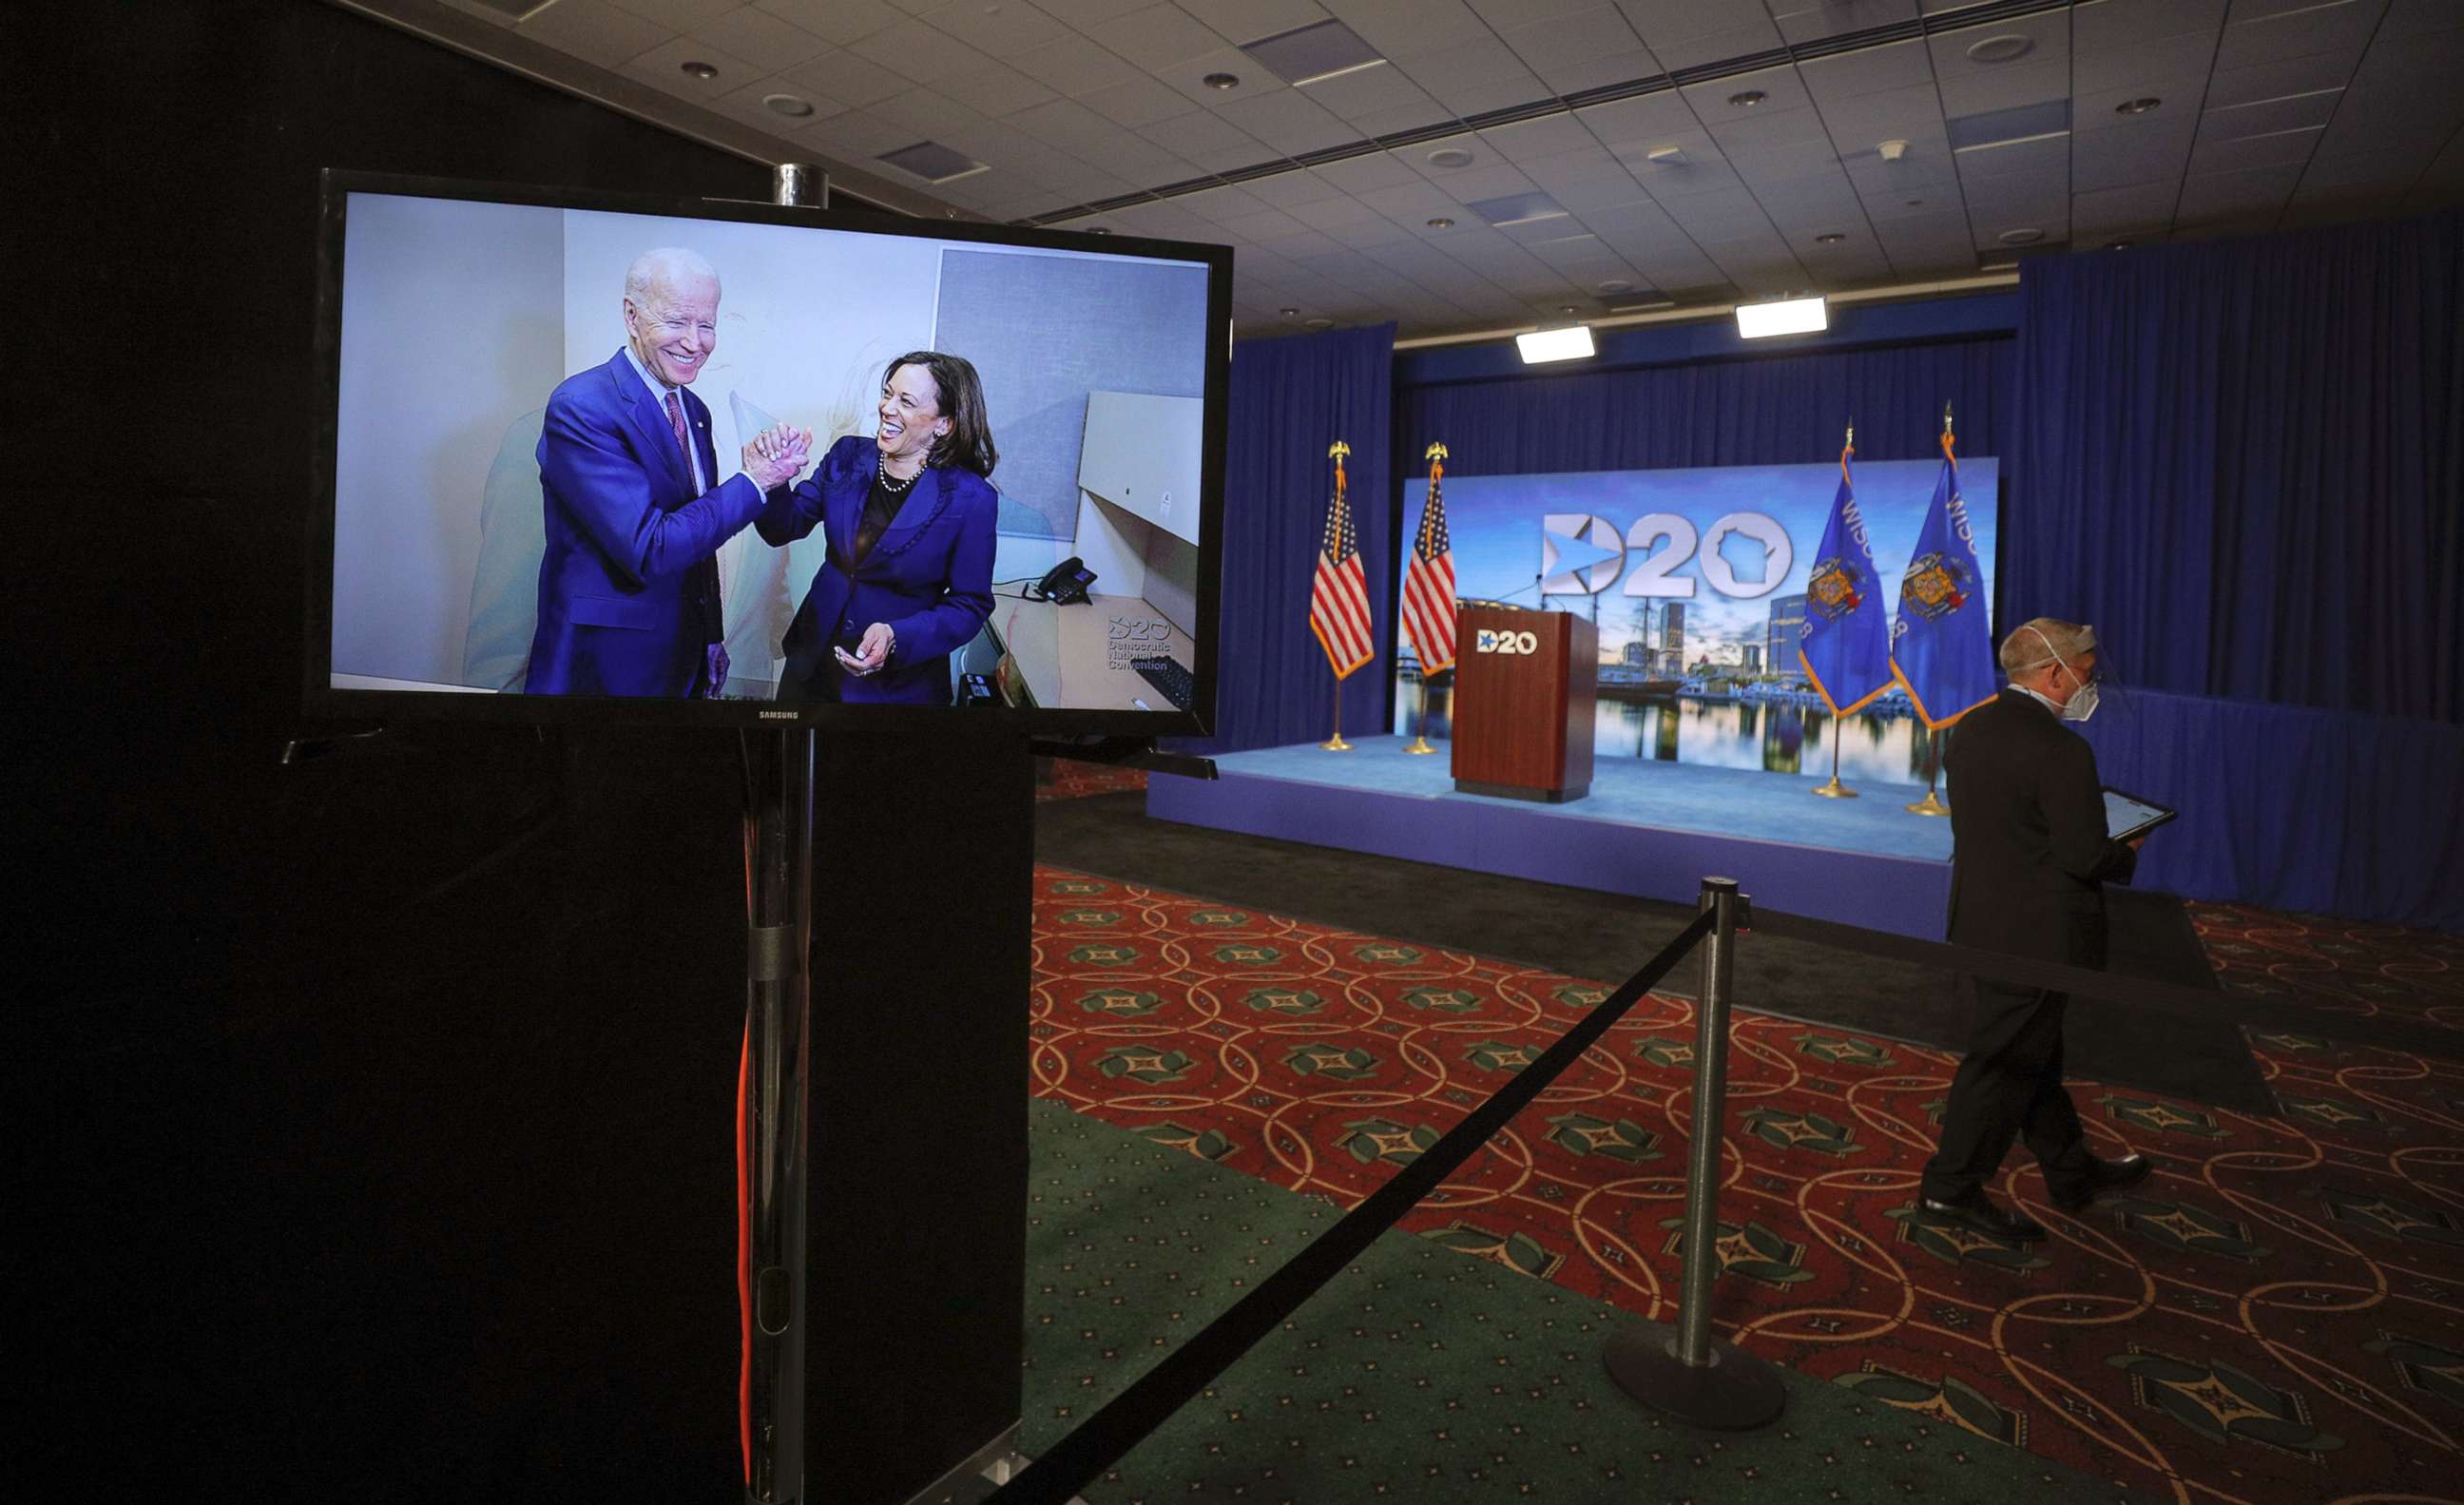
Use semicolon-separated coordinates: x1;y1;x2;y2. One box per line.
1404;441;1447;755
1905;403;1954;816
1321;440;1356;751
1813;418;1859;798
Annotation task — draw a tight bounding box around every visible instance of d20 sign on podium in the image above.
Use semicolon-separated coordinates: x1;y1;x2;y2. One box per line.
1451;607;1597;802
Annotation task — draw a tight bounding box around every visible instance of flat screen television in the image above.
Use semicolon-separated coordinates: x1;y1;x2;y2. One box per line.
307;170;1229;734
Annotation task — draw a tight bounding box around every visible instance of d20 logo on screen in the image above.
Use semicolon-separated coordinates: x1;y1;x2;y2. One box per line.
1541;513;1625;593
1474;627;1541;655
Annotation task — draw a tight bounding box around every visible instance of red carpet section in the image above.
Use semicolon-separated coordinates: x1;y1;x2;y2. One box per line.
1029;867;2464;1505
2194;900;2464;1038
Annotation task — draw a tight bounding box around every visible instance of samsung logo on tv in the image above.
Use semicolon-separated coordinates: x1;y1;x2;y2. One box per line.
758;711;800;720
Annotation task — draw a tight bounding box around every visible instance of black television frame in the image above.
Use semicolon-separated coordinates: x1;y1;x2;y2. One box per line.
305;167;1231;737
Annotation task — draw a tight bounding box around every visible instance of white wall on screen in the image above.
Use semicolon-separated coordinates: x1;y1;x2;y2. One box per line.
331;194;563;685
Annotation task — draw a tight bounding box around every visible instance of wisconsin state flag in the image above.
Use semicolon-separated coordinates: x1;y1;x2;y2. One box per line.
1798;440;1893;715
1889;428;1997;728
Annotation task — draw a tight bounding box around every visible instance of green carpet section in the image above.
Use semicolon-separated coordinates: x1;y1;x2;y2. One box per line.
1013;1098;2141;1504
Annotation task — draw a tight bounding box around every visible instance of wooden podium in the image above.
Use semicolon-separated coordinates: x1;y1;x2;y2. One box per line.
1451;607;1597;802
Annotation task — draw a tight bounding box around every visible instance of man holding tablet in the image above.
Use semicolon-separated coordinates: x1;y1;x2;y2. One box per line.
1917;618;2159;1242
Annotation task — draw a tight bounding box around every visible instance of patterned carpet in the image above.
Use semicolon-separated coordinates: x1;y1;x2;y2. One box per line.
2193;901;2464;1038
1028;866;2464;1505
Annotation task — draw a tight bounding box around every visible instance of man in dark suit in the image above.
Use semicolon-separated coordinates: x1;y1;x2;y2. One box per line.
1917;618;2154;1241
528;247;809;697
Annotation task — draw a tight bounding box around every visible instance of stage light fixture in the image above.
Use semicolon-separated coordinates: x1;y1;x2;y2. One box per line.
1735;295;1827;338
1516;325;1595;363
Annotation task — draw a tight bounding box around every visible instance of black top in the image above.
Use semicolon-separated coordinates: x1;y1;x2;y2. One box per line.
1941;686;2139;969
852;466;918;566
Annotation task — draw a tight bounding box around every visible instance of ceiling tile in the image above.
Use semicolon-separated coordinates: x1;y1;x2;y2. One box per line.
1574;91;1698;148
1816;83;1948;148
1305;61;1444;121
1927;11;2069;81
2074;82;2205;132
941;59;1064;116
1311;148;1423;190
522;0;675;68
607;0;741;29
1319;0;1493;59
848;18;996;76
1954;131;2069;181
1726;138;1846;184
1213;90;1362;153
1683;65;1812;124
688;6;836;68
1477;113;1601;163
2071;113;2198;190
2072;32;2219;97
796;109;923;159
2190;123;2325;175
2070;178;2182;232
1240;167;1352;207
1708;106;1835;153
1768;0;1920;46
1798;39;1935;105
782;49;917;106
2205;52;2360;110
1936;58;2070;119
1033;0;1157;23
624;33;759;95
1349;98;1460;134
1141;106;1267;159
1615;0;1786;68
1102;4;1235;68
1010;36;1144;94
2202;87;2342;141
710;72;850;128
1496;5;1647;72
1078;72;1196;125
921;0;1074;53
1359;178;1473;219
1179;0;1336;40
2174;161;2304;222
753;0;904;43
2215;0;2387;68
2071;0;2228;51
1155;47;1293;106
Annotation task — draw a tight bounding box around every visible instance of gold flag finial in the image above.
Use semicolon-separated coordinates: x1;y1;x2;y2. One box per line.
1942;401;1954;436
1328;439;1351;461
1845;417;1854;450
1424;441;1448;462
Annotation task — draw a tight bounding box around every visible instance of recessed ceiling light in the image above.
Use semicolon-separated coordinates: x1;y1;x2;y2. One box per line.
1559;304;1579;315
1815;232;1845;243
1426;216;1454;229
2116;96;2161;115
1279;306;1299;317
1303;317;1335;330
763;93;815;118
1595;278;1633;294
1087;226;1111;235
1426;147;1475;169
2106;241;2130;251
1203;72;1241;90
680;61;718;80
1727;89;1766;108
1998;227;2045;245
1965;34;2033;64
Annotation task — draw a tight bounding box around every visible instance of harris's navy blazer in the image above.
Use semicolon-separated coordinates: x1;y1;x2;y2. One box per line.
757;434;997;705
527;349;770;697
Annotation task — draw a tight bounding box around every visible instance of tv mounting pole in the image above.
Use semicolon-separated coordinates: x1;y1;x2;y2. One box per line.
741;160;826;1505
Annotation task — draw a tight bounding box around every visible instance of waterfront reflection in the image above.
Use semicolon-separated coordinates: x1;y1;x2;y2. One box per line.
1404;683;1949;782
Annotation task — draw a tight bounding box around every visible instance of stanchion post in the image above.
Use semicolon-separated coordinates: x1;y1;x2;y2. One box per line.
1601;877;1788;1429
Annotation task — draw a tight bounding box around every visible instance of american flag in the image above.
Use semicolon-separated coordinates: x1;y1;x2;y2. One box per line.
1309;445;1376;678
1399;445;1457;673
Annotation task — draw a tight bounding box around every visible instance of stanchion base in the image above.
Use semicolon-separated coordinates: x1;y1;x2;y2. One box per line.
1810;776;1858;799
1903;791;1950;817
1320;735;1355;751
1402;737;1438;755
1602;1322;1788;1431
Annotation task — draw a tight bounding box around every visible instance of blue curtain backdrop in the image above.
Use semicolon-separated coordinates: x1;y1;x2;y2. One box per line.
1188;323;1396;754
2081;687;2464;934
1396;337;2015;477
2007;210;2464;724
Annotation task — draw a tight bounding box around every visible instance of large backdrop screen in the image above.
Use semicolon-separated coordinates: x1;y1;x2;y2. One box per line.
1399;458;1999;781
315;178;1224;729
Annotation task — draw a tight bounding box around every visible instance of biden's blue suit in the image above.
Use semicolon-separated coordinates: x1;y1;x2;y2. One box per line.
758;434;997;705
527;349;772;697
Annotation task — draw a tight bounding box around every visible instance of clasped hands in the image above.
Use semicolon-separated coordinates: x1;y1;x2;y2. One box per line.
743;424;815;491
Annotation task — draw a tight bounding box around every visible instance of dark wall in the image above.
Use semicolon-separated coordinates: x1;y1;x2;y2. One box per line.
17;6;1025;1501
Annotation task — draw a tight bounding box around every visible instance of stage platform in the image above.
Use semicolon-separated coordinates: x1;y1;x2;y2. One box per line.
1146;735;1955;938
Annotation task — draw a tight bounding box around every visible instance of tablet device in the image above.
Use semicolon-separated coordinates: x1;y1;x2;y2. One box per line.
2102;787;2177;842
